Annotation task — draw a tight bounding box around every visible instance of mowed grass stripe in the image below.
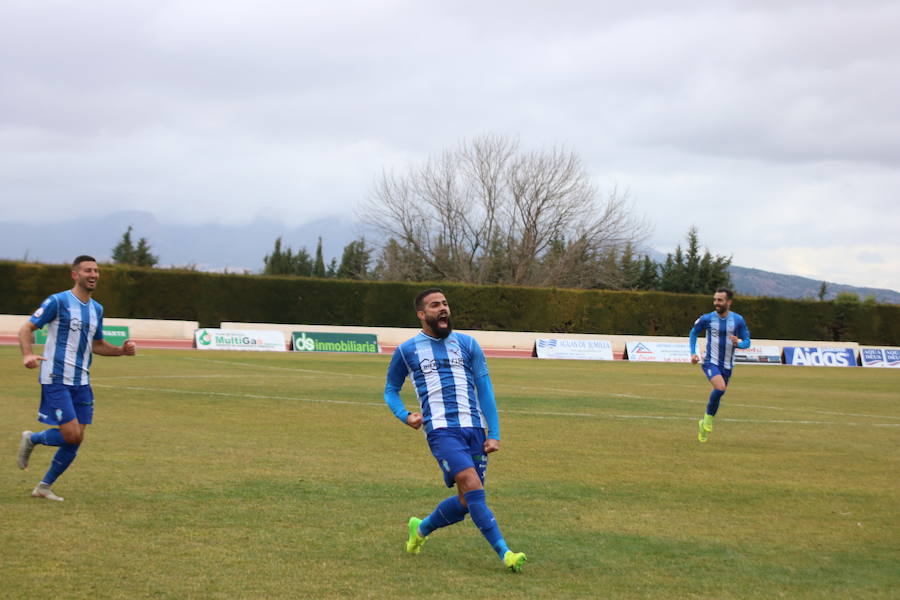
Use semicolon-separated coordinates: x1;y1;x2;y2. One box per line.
2;347;898;599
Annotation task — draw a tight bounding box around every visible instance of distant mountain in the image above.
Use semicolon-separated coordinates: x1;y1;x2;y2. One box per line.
728;265;900;305
641;247;900;305
0;212;371;273
1;214;896;305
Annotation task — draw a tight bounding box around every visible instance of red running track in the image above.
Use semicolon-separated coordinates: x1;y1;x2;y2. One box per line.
0;335;535;358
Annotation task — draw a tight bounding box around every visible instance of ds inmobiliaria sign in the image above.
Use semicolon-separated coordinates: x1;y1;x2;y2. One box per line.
292;331;380;354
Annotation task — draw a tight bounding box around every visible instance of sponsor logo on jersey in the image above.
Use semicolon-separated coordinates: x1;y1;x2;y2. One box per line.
419;356;464;374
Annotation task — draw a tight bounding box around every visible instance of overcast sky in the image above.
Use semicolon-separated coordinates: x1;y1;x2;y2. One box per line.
2;1;899;291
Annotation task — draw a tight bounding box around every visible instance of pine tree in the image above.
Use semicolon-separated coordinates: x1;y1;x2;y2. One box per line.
619;242;643;289
112;226;136;264
133;237;159;267
113;226;158;266
313;237;326;278
263;237;313;275
635;255;659;290
658;227;731;294
337;238;373;280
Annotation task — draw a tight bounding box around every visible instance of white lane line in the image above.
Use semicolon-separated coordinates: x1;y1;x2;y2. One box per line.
177;356;384;379
509;388;900;421
100;363;900;421
165;357;900;420
92;384;900;428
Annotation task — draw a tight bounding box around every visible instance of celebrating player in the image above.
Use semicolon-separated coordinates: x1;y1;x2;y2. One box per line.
383;288;527;572
17;255;136;501
690;287;751;443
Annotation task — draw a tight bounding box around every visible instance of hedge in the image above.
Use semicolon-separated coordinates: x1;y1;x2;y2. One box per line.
1;261;897;346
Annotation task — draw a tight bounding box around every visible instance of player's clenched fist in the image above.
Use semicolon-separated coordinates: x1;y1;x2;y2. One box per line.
406;412;423;429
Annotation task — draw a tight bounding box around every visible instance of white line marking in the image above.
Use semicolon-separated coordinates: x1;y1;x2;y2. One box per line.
509;388;900;421
92;384;900;428
178;356;384;379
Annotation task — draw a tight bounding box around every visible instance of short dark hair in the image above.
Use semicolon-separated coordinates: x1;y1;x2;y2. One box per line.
72;255;97;268
715;287;734;300
415;288;444;311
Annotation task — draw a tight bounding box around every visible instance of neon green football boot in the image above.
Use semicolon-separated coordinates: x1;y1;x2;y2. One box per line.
697;414;714;443
406;517;427;554
503;550;527;573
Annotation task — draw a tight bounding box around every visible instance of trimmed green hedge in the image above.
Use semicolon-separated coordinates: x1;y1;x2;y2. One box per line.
1;260;897;345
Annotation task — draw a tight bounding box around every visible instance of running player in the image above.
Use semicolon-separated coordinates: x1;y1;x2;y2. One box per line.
17;255;136;501
690;287;751;443
383;288;527;572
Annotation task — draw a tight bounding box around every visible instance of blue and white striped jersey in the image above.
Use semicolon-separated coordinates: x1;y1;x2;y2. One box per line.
384;331;499;438
689;311;750;370
29;291;104;386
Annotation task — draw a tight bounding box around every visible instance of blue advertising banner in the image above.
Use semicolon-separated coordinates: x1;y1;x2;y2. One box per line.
782;347;856;367
860;347;900;368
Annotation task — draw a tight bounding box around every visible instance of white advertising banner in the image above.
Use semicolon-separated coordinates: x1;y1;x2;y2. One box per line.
734;345;782;364
194;328;286;352
625;341;692;363
535;338;615;360
860;347;900;368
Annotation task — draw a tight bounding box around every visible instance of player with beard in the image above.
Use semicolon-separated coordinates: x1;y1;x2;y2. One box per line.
690;287;751;443
383;288;527;572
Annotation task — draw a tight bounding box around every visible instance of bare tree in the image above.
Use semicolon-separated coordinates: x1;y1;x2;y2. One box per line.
361;134;650;288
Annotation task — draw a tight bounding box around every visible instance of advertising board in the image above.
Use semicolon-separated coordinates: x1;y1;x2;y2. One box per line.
860;347;900;368
625;341;692;363
35;325;130;347
195;328;286;352
292;331;380;353
733;345;782;364
534;338;615;360
782;347;856;367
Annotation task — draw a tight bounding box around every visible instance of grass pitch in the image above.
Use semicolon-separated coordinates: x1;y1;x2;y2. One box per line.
2;347;898;599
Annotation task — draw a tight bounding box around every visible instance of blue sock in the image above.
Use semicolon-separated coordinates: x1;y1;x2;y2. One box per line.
420;495;469;537
707;389;725;416
464;489;509;558
41;443;79;486
32;429;65;446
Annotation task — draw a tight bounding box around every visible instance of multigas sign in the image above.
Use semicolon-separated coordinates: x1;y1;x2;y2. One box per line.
782;347;856;367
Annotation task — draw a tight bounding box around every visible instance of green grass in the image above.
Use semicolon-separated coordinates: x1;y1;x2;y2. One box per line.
2;347;898;599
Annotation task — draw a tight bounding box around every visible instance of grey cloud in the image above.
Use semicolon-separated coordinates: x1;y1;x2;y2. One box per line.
1;1;898;290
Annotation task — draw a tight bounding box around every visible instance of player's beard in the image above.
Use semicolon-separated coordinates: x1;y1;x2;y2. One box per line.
425;314;452;339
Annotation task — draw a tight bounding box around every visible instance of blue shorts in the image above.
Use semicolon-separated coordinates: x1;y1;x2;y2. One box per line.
426;427;488;488
39;384;94;426
701;363;732;385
